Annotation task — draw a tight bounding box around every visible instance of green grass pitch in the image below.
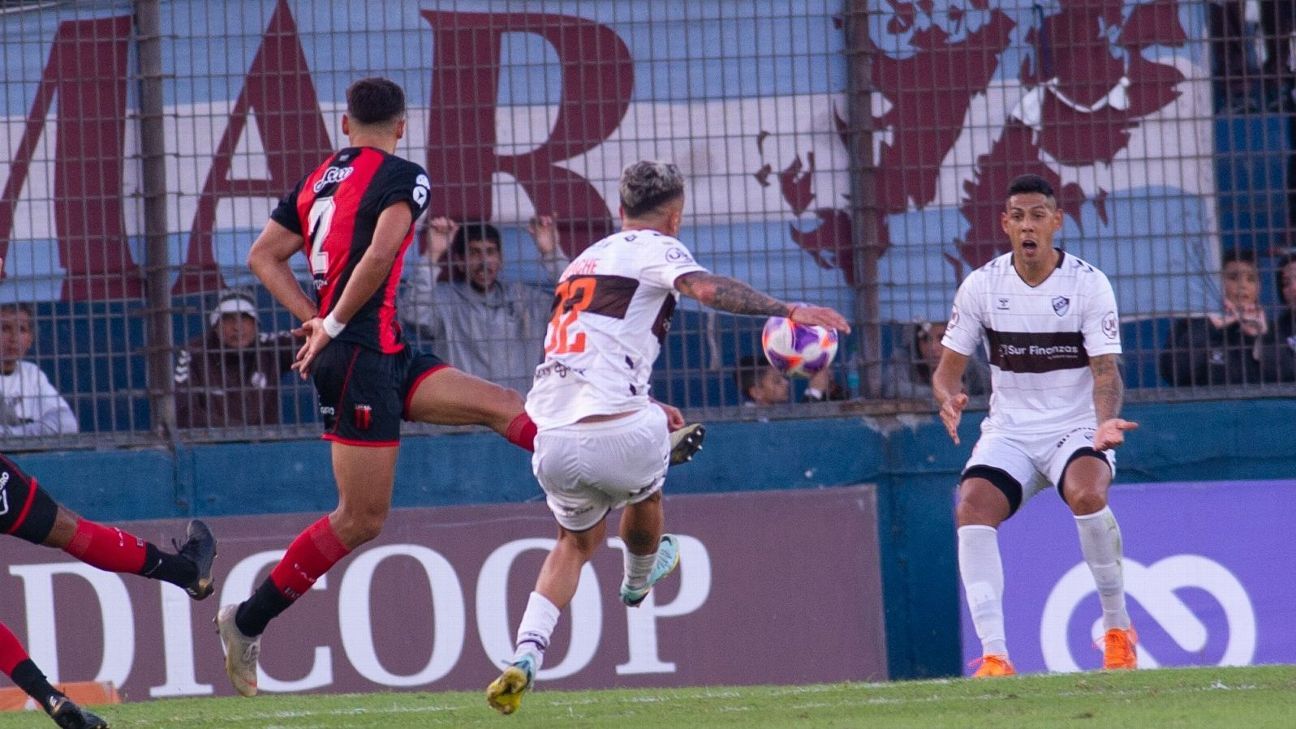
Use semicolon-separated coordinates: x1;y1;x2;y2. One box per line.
3;665;1294;728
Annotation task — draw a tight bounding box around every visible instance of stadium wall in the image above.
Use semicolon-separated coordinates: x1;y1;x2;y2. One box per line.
9;398;1296;681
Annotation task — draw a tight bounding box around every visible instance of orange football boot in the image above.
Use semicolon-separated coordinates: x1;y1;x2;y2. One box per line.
970;654;1016;678
1103;627;1138;670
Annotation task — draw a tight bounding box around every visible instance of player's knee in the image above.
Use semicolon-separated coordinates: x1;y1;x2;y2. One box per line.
955;497;998;528
493;387;525;417
1063;485;1107;515
3;481;59;546
557;526;602;559
955;480;1011;528
331;508;388;546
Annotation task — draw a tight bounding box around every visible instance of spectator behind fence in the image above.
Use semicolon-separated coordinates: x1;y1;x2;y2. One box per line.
0;303;77;436
884;321;991;400
1160;249;1267;386
173;289;298;428
734;353;845;405
1207;0;1256;113
1260;253;1296;381
1259;0;1294;111
399;215;568;394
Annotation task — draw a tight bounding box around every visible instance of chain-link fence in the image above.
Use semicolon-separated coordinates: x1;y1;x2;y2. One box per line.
0;0;1292;451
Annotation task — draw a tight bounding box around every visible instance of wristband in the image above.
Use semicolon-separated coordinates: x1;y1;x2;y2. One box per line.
321;312;346;338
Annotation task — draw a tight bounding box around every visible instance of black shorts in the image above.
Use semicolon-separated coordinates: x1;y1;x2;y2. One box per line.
0;453;57;543
312;342;448;446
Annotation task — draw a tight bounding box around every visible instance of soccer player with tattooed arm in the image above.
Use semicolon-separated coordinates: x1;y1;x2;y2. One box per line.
933;174;1139;678
485;160;850;714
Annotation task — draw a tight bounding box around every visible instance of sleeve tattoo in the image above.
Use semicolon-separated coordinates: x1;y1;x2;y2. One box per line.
1090;354;1124;423
677;272;789;317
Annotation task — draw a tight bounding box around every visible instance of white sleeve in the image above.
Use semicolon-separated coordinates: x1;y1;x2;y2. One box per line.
636;237;708;290
2;366;78;436
941;275;984;357
1082;270;1122;356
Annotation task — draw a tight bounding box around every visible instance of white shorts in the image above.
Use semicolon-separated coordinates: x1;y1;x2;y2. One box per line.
963;424;1116;514
531;406;670;532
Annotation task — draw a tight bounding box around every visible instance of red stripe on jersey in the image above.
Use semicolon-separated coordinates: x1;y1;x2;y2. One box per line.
306;151;381;317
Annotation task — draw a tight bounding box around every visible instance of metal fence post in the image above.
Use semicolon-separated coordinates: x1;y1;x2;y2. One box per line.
845;0;882;397
134;0;177;447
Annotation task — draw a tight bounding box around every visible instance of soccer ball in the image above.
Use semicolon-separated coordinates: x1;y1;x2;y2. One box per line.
761;315;839;378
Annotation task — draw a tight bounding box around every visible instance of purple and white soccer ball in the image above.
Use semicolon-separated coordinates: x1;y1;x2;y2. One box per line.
761;315;839;378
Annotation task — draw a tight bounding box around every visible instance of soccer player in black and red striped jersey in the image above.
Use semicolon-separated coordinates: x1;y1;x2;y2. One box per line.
217;77;542;697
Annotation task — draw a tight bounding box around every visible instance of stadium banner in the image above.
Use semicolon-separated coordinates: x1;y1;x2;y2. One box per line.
960;479;1296;674
0;486;887;698
0;0;1215;318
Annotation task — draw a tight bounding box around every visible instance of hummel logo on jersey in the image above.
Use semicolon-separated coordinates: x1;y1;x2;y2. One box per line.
997;297;1010;310
1052;296;1070;316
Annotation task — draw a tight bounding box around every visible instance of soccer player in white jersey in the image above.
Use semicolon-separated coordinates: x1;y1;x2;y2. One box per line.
486;160;850;714
933;174;1140;678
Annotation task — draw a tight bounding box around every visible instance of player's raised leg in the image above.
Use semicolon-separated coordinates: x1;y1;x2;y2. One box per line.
956;473;1016;677
217;443;397;696
0;621;108;728
404;364;706;465
1062;453;1136;670
40;508;217;601
404;364;535;449
0;455;217;600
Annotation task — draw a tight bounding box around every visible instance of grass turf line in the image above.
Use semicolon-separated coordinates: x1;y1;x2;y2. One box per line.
1;665;1294;728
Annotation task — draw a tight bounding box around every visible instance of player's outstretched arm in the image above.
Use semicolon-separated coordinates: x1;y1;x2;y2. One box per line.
932;348;969;445
1091;353;1138;450
674;272;850;332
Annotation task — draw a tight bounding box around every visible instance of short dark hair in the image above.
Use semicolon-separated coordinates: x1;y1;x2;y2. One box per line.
1222;248;1257;267
449;222;503;261
620;160;685;218
735;354;768;400
346;77;406;125
1006;173;1055;200
0;302;34;319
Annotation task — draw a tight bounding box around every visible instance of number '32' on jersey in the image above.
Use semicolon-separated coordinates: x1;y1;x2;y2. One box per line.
525;229;708;430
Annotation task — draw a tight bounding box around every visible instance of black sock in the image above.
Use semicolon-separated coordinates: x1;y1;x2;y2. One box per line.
138;543;198;588
235;578;294;637
10;659;60;713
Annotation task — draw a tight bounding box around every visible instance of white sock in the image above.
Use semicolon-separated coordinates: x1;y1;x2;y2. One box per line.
959;525;1008;657
623;550;657;590
1075;506;1130;630
513;591;560;668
